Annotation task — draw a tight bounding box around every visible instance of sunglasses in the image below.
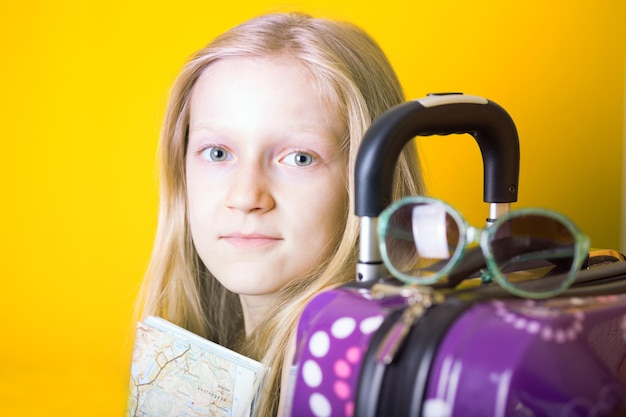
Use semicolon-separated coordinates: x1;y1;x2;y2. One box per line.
378;196;590;299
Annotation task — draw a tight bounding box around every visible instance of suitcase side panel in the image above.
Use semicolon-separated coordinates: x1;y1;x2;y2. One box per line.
289;288;393;417
423;295;626;417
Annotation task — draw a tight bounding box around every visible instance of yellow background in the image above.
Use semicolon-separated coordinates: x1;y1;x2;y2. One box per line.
1;0;624;416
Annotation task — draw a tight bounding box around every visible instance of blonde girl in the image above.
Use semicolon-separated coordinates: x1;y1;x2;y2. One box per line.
136;12;425;417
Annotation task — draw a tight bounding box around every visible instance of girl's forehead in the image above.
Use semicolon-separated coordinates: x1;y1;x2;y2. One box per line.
187;55;346;144
196;54;338;105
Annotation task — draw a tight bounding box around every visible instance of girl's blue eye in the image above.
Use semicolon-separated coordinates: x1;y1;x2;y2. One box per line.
284;151;315;167
201;146;230;162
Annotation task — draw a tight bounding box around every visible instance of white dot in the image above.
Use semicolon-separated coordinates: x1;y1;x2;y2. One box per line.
303;360;323;388
423;398;451;417
503;313;516;323
513;318;527;329
573;320;583;332
331;317;356;339
541;326;553;341
360;316;384;334
527;321;541;334
567;328;578;341
310;393;332;417
309;331;330;357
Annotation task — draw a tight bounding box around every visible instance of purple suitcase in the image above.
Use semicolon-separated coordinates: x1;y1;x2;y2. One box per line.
285;94;626;417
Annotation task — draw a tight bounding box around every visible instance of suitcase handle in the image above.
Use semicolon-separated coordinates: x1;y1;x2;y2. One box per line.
356;93;520;216
355;93;520;281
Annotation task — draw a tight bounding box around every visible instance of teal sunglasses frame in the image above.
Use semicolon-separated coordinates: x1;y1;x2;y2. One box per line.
378;196;591;299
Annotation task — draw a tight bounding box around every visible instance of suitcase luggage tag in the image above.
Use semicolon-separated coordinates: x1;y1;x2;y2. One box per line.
286;93;626;417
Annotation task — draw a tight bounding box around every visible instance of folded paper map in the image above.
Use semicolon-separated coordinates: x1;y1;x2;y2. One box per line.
127;316;263;417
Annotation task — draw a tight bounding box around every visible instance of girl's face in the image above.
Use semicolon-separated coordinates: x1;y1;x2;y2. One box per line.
186;56;348;321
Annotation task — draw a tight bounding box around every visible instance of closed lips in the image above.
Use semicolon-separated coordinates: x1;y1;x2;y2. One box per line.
221;233;282;248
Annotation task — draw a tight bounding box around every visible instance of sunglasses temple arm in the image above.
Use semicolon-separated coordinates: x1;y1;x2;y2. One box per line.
357;217;388;281
487;202;511;227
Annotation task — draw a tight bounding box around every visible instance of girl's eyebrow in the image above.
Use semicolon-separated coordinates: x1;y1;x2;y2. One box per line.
187;125;226;141
187;122;218;133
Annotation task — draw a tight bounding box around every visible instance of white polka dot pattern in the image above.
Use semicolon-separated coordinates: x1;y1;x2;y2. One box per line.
299;314;384;417
493;300;585;343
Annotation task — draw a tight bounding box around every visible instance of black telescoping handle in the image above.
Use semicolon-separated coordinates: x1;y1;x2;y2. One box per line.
355;94;520;217
355;93;520;281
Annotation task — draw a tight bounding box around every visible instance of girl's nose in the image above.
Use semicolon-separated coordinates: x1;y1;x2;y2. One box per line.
224;163;275;214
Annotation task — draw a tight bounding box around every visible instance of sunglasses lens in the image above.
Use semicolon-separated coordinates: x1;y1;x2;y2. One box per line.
488;213;579;294
383;202;461;282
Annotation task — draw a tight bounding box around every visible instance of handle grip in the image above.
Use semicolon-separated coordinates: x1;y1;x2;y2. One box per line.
355;94;520;217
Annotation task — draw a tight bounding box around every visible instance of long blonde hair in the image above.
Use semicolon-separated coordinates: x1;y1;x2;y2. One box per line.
136;12;425;417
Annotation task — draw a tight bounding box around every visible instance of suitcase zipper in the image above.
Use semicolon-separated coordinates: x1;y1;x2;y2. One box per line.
370;284;445;364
